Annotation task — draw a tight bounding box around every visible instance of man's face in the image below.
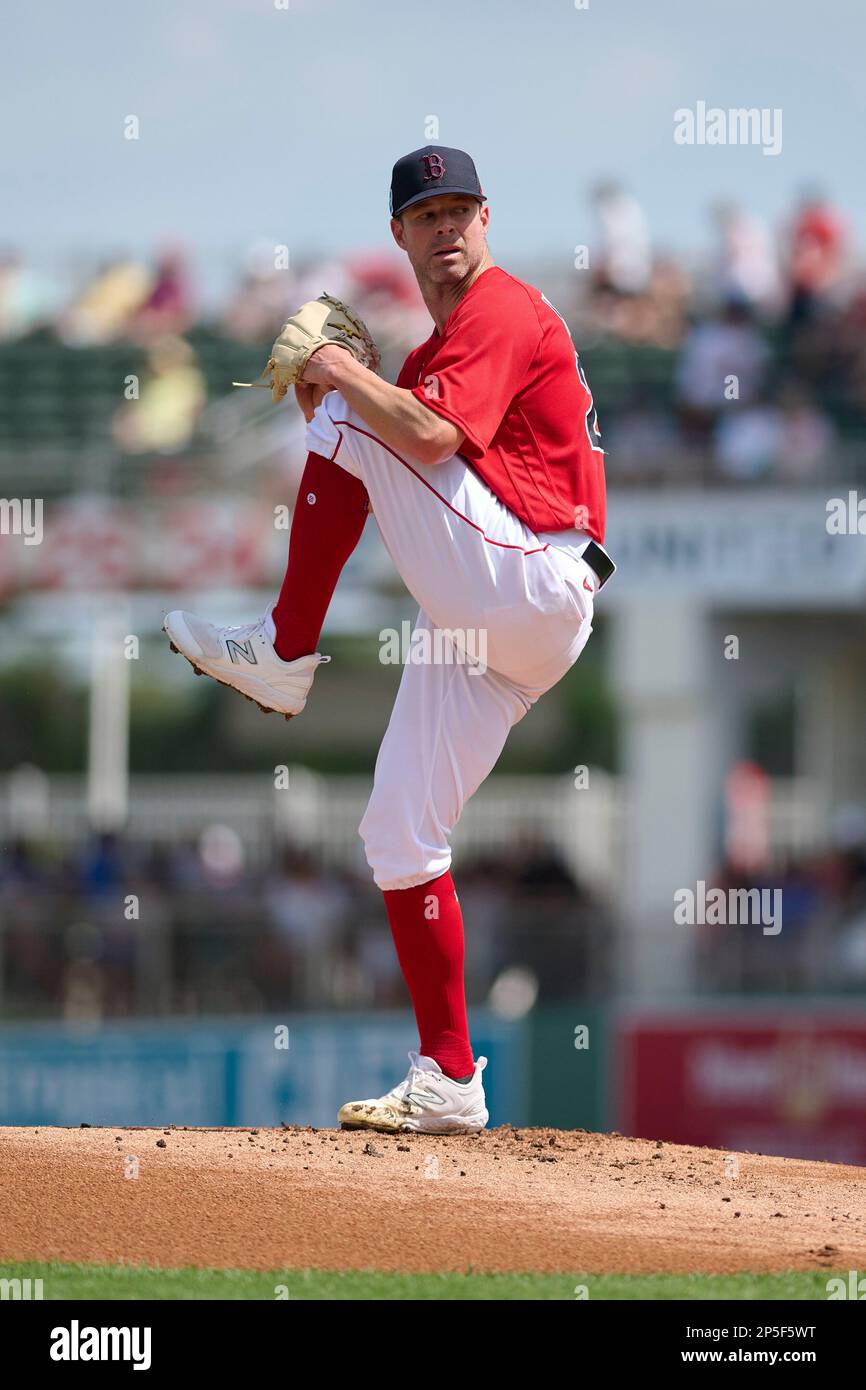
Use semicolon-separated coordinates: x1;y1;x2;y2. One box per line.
391;193;489;285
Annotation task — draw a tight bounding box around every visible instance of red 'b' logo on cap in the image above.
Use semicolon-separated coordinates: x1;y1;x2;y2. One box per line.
421;153;446;181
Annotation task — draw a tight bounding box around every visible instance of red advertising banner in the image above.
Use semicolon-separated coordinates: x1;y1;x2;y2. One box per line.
619;1013;866;1164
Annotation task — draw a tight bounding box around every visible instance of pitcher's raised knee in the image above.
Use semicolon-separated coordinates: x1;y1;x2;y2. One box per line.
359;799;451;892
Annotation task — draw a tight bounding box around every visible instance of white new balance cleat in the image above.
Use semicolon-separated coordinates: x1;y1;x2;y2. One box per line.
163;607;330;718
338;1051;489;1134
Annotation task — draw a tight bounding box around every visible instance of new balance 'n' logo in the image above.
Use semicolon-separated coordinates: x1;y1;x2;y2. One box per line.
226;638;257;665
405;1089;448;1109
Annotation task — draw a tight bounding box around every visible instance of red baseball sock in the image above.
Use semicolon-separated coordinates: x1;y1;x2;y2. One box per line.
271;451;369;662
382;870;475;1079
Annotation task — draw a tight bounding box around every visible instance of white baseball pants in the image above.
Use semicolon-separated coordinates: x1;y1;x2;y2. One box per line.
306;391;598;891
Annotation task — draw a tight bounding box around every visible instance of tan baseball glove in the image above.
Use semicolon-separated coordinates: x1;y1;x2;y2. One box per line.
234;292;381;404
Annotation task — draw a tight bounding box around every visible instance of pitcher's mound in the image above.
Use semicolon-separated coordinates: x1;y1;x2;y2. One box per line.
1;1125;862;1274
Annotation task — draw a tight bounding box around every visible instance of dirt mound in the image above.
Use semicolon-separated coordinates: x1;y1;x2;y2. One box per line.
0;1125;862;1274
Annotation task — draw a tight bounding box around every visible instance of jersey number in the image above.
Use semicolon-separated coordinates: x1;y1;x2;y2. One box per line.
541;293;604;455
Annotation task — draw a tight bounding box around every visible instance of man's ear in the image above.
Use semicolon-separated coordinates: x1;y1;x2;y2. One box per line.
390;216;406;250
479;204;490;231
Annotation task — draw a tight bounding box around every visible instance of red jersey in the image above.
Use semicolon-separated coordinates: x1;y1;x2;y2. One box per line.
396;266;606;540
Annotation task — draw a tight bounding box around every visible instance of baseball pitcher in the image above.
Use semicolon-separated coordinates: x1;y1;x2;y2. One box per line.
164;145;614;1133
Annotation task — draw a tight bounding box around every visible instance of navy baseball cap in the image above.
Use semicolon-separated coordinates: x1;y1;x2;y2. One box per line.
389;145;486;217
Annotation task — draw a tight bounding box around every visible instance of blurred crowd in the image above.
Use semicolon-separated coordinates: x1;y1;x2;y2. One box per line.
0;241;423;351
695;831;866;994
1;185;863;483
2;817;866;1019
580;184;861;483
0;833;613;1021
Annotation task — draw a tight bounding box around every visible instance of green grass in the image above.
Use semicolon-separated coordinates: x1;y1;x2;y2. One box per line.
0;1262;846;1301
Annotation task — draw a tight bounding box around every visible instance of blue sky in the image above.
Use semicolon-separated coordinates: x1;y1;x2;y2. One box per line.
3;0;863;300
